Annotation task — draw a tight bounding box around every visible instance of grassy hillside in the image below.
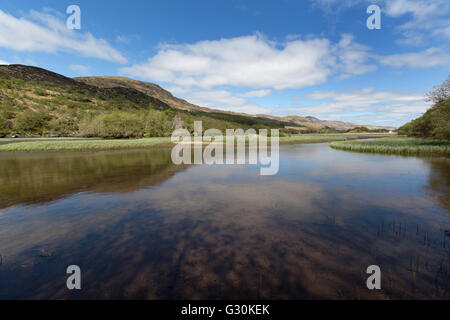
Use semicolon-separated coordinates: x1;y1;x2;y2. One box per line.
75;76;396;133
0;65;299;138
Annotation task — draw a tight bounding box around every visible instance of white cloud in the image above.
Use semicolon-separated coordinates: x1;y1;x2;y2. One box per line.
384;0;446;21
239;89;272;98
378;48;450;68
120;33;376;115
69;64;90;74
170;87;272;114
285;88;430;126
120;34;375;90
311;0;450;44
121;34;335;90
335;34;377;78
0;59;9;65
384;0;450;44
0;9;127;63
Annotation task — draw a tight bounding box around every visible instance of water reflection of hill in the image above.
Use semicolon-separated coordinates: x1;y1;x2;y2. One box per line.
425;158;450;213
0;148;187;209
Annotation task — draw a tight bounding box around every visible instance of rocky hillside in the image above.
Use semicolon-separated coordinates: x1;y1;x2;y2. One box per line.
75;76;211;113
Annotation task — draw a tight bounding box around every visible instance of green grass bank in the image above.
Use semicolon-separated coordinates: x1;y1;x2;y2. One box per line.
0;135;363;152
330;137;450;155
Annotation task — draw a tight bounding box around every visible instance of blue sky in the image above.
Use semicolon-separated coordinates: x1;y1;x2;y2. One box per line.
0;0;449;126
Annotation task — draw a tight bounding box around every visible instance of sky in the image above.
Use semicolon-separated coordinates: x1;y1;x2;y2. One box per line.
0;0;449;127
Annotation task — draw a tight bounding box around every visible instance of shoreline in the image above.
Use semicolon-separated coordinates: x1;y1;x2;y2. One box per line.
0;135;379;153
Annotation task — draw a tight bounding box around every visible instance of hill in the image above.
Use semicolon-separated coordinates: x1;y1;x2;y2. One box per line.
0;64;394;138
0;64;295;138
75;76;395;132
75;76;211;113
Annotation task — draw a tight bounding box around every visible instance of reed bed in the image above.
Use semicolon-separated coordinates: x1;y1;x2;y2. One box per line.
0;135;356;152
330;137;450;155
0;137;173;152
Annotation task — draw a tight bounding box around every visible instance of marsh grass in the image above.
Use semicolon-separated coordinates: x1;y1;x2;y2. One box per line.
330;137;450;155
0;137;90;142
0;137;172;152
0;135;358;152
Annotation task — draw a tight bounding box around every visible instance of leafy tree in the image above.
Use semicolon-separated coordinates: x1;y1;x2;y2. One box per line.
426;76;450;103
398;77;450;140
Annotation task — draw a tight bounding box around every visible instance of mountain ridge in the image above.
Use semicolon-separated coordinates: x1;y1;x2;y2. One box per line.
74;75;396;131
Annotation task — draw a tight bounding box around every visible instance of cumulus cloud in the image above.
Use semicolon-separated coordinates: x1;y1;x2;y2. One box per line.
0;59;9;65
239;89;272;98
170;87;272;114
285;88;430;126
121;34;336;90
0;9;127;63
378;48;450;68
120;33;377;114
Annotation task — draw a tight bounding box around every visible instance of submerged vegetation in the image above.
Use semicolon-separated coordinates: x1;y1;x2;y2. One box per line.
330;137;450;155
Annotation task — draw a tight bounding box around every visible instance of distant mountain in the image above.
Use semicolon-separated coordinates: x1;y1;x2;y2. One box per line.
292;116;394;131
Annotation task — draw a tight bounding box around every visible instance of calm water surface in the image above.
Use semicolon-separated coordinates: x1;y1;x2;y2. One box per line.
0;143;449;299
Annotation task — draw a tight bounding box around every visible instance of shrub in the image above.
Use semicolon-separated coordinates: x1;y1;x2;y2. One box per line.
143;110;172;137
79;111;145;138
13;110;50;134
0;111;12;137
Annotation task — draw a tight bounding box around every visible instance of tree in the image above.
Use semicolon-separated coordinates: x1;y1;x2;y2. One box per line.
398;77;450;140
426;76;450;103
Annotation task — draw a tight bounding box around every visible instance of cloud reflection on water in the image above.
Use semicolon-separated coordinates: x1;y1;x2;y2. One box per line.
0;144;448;299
